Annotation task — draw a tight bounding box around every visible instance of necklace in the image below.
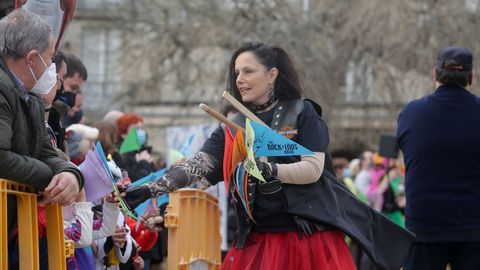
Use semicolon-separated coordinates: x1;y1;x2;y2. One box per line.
248;98;277;113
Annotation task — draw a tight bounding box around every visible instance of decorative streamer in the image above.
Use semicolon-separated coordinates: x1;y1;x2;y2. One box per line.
250;120;313;157
222;126;234;190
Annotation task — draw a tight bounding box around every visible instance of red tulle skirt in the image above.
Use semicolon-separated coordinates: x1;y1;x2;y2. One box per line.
222;230;357;270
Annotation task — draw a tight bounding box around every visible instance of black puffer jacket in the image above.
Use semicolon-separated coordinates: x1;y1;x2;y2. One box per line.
0;57;83;190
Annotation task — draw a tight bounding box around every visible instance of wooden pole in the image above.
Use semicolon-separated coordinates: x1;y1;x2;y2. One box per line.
199;103;244;132
222;91;269;127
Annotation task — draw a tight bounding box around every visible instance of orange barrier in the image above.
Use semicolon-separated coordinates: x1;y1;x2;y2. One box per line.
0;179;68;270
165;188;222;270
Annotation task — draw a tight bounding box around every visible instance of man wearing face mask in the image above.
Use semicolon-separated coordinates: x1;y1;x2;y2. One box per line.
0;9;83;226
61;53;87;127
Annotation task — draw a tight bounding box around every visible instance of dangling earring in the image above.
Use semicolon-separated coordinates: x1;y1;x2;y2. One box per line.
268;86;276;102
247;85;277;112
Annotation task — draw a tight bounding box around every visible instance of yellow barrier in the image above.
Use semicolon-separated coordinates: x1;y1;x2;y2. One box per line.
0;179;68;270
165;188;222;270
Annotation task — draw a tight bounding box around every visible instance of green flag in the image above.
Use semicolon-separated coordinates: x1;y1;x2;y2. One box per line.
119;127;141;154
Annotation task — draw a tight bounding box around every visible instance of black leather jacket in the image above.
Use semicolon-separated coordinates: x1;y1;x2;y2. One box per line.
228;99;414;270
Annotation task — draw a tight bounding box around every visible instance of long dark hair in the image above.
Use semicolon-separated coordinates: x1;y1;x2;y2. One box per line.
227;42;303;106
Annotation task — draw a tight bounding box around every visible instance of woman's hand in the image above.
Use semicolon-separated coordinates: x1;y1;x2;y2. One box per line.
123;185;153;210
255;159;277;181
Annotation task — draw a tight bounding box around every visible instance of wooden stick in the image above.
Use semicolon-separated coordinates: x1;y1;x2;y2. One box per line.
222;91;269;127
199;103;244;131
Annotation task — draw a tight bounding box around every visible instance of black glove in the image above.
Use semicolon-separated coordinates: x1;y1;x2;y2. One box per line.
255;159;277;181
123;185;152;210
256;159;281;194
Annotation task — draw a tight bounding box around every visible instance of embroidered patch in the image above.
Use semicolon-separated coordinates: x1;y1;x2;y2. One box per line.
277;126;298;139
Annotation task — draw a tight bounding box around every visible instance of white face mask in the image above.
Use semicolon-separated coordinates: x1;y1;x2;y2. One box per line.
29;52;57;95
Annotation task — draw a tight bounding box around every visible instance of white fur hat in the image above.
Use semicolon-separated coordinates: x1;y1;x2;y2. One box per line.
66;124;99;156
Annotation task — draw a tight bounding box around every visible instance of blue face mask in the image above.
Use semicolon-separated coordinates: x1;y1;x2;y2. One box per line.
343;168;352;178
136;129;148;145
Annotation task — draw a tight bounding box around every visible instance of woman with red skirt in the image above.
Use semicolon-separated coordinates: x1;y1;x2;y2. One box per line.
125;41;358;269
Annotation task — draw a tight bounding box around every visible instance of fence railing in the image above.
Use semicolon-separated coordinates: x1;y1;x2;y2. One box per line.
1;180;222;270
0;179;69;270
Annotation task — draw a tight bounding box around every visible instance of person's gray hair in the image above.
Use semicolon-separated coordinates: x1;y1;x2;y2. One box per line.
0;9;52;59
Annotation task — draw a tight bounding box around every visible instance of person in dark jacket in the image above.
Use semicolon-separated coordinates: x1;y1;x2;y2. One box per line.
398;46;480;270
123;41;357;270
0;9;83;212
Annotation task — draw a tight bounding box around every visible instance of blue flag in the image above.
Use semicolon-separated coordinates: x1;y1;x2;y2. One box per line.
250;120;313;157
130;168;167;187
135;199;153;216
157;194;169;207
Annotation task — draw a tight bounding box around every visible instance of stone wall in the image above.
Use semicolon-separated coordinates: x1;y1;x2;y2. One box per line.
59;0;480;156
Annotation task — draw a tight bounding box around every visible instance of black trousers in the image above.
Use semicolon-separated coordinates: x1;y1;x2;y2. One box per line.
404;241;480;270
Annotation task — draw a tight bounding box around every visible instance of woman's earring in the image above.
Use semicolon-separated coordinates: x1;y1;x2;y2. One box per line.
268;86;275;101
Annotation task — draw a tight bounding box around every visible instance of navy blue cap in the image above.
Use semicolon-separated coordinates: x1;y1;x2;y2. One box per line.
436;46;473;71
